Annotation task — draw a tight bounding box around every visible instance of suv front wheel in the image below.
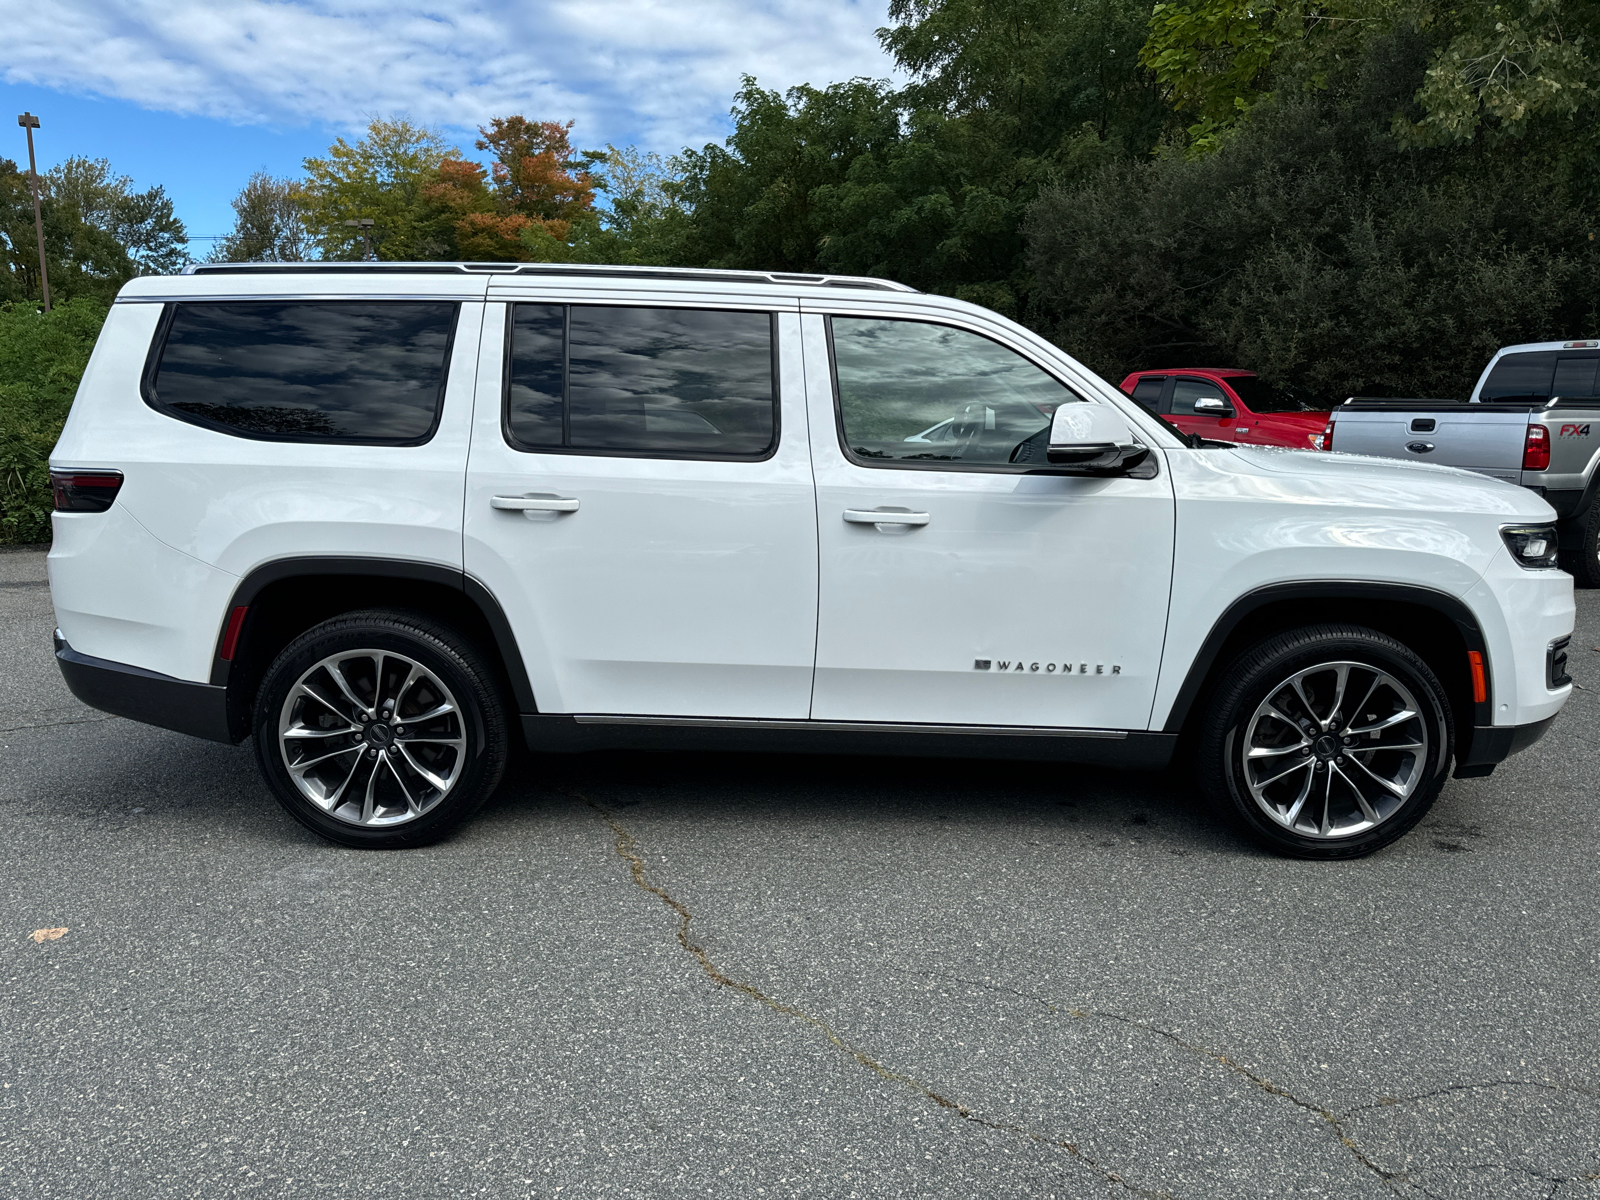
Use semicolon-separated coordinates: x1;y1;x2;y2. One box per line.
253;610;510;848
1197;624;1453;859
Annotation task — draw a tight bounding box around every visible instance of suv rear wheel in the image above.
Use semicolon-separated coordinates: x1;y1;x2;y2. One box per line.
253;610;510;848
1196;624;1452;859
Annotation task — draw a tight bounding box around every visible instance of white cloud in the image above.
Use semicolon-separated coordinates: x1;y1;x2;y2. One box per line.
2;0;901;154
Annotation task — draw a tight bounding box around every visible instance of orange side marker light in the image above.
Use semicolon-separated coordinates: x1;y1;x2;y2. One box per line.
1467;651;1486;704
220;606;249;661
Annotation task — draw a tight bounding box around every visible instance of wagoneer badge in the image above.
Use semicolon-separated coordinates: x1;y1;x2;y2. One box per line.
974;659;1120;674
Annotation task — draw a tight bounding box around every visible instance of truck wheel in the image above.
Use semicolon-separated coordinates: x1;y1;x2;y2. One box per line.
1567;505;1600;588
1196;624;1452;859
253;609;510;849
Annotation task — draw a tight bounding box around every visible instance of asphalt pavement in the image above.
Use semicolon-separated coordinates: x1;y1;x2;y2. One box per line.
2;543;1597;1198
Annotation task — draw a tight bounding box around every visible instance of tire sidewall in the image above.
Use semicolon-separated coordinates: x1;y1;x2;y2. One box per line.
1210;631;1452;859
253;617;503;849
1579;504;1600;589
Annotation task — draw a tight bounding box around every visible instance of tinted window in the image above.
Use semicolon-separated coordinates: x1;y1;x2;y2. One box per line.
831;317;1081;466
506;305;776;458
149;301;458;443
1171;377;1231;416
1552;353;1600;398
1129;377;1164;413
506;305;565;446
1481;352;1557;401
1226;376;1323;413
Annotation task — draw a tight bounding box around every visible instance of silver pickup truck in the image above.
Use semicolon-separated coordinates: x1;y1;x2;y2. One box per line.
1327;339;1600;584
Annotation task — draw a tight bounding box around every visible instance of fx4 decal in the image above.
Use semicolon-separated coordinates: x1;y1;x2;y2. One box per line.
1558;424;1591;437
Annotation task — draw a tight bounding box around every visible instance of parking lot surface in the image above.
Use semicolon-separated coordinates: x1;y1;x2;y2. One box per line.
2;544;1597;1198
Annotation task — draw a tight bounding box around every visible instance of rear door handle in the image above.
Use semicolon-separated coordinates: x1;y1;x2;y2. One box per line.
843;508;930;528
492;493;580;514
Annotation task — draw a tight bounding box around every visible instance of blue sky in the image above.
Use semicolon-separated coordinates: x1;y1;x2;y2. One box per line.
3;1;899;247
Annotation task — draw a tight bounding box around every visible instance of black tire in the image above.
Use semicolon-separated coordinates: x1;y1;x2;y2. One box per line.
1566;506;1600;588
253;609;510;849
1195;624;1453;859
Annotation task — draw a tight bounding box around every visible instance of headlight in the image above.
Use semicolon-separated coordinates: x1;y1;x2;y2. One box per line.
1501;524;1559;569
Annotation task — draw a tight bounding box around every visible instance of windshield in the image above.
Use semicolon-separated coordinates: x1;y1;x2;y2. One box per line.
1226;376;1324;414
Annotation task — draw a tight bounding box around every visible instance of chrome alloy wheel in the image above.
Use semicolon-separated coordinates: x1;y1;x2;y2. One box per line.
277;649;466;828
1241;661;1429;840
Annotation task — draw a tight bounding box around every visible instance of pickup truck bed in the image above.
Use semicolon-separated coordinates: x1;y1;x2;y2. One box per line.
1329;395;1600;581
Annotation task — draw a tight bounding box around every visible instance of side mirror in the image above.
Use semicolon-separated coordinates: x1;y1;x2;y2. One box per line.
1193;395;1233;415
1047;404;1150;474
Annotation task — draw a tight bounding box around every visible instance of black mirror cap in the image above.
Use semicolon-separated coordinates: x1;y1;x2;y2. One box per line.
1046;443;1151;475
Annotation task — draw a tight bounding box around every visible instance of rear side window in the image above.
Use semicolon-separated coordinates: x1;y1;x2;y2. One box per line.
1480;352;1557;402
505;304;777;459
146;301;459;444
1129;376;1164;413
1552;353;1600;398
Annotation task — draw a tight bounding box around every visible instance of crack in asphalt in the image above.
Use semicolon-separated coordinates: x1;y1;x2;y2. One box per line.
889;960;1600;1192
1341;1079;1589;1117
583;797;1168;1199
1403;1159;1597;1198
1085;1010;1406;1193
587;802;1600;1197
0;713;118;734
881;961;1066;1014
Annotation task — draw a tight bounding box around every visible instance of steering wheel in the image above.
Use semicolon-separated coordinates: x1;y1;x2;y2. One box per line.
948;402;988;459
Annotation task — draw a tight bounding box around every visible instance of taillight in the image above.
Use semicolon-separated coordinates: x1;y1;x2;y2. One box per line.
50;470;124;512
1523;424;1550;471
1311;419;1334;451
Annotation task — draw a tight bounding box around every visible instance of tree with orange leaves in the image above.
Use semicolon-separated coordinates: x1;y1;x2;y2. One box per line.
475;117;601;242
418;157;533;261
415;118;604;262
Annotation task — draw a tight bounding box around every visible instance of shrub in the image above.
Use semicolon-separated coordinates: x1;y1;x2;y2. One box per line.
0;298;108;544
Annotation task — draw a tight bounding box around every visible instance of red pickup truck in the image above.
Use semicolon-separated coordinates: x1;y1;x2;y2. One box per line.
1120;368;1330;449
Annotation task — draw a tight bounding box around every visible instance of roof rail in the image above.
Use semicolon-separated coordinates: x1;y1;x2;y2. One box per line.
184;261;917;293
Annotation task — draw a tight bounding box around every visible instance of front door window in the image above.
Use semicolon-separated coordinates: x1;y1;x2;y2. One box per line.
831;318;1081;467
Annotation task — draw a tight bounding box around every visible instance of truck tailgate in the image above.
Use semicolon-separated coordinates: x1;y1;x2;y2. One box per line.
1330;401;1533;483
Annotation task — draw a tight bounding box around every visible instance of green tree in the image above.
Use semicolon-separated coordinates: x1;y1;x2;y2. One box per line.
675;78;905;274
1137;0;1600;152
590;144;691;263
0;156;182;305
1027;24;1600;399
1401;0;1600;146
883;0;1167;151
299;118;457;260
48;157;188;276
664;1;1165;312
210;172;313;262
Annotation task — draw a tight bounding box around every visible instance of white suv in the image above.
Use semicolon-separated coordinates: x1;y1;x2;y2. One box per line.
47;263;1574;857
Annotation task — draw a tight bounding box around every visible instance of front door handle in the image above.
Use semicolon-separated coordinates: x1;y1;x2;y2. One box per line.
492;493;580;514
843;508;930;528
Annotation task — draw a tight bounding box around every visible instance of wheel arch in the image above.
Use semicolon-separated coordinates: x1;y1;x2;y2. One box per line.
212;557;535;741
1162;582;1490;760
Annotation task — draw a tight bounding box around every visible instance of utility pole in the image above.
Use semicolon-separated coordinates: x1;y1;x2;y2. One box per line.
343;217;375;261
16;112;50;312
